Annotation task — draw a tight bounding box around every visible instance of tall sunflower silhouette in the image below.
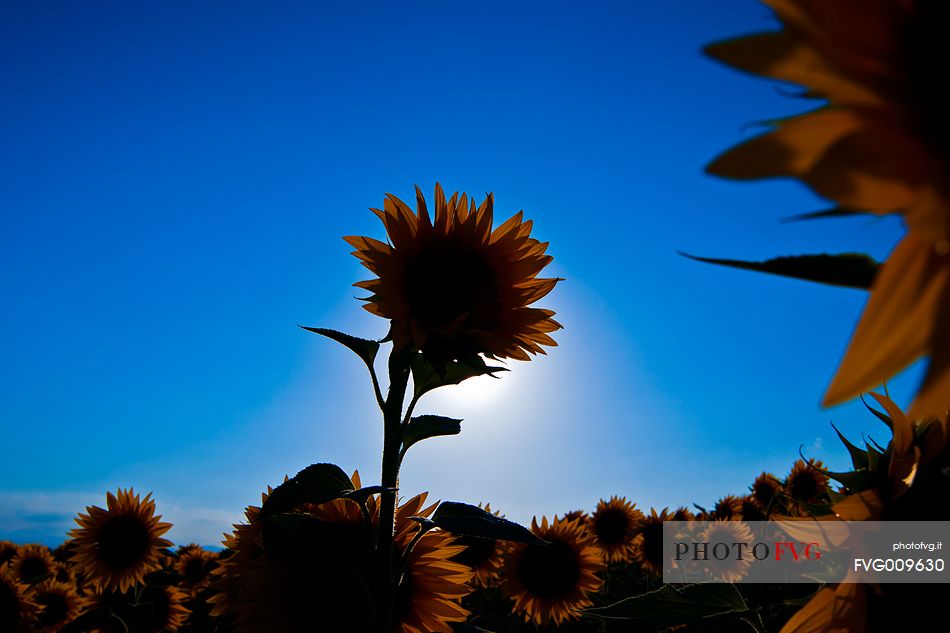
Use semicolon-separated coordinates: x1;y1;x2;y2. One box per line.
346;183;562;365
707;0;950;420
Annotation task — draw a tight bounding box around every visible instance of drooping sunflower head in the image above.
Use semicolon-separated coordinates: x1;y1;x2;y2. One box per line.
589;496;645;564
69;489;173;593
502;516;604;626
10;544;55;586
786;459;830;506
28;579;86;632
750;472;783;513
345;184;562;365
634;508;670;576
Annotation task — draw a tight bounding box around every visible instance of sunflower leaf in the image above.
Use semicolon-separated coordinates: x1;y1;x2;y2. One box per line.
259;463;354;519
300;326;380;370
824;468;877;491
779;207;874;223
680;252;879;290
431;501;543;544
402;415;463;453
582;583;749;622
342;485;392;504
411;354;507;399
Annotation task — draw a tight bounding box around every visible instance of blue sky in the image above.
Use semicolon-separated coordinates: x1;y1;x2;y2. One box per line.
1;0;920;546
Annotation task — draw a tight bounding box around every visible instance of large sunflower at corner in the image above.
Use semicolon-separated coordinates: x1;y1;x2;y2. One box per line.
68;489;172;593
706;0;950;421
345;183;562;364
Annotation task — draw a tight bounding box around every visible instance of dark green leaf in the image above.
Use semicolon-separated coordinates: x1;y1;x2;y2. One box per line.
431;502;543;544
300;326;380;370
681;252;879;290
779;207;872;223
411;354;507;399
403;415;462;453
259;463;354;519
583;583;749;622
831;423;868;471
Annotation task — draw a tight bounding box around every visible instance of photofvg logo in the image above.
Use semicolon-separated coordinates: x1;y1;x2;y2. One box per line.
662;521;950;584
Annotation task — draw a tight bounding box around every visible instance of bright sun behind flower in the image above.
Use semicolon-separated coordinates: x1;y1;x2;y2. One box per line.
345;183;562;365
706;0;950;421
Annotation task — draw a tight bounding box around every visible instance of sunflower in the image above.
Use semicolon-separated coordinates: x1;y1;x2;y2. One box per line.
671;506;695;522
1;564;36;633
712;495;744;521
92;585;190;633
345;183;562;365
750;472;783;514
28;579;86;632
449;504;506;588
69;489;173;593
502;516;604;626
589;496;644;563
212;477;472;633
175;546;218;594
785;459;830;506
10;544;56;585
0;542;18;566
700;521;755;583
559;509;589;524
634;508;670;576
706;0;950;421
740;495;767;521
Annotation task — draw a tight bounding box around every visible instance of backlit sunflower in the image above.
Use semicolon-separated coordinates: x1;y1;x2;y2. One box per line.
672;506;695;521
345;183;562;364
449;504;505;588
589;496;644;563
1;564;36;633
750;472;783;513
0;542;18;566
69;489;173;592
92;585;190;633
10;544;55;585
502;516;604;626
700;521;754;583
713;495;744;521
706;0;950;420
785;459;830;506
175;546;218;594
559;509;589;524
212;476;472;633
28;579;86;632
634;508;670;576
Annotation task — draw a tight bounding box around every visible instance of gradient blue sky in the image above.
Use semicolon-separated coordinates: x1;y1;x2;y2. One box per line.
1;0;921;546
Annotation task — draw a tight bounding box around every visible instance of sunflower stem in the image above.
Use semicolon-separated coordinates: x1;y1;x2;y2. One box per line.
376;346;412;633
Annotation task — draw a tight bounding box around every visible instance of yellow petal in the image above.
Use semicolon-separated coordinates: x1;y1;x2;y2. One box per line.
707;109;862;180
824;233;950;407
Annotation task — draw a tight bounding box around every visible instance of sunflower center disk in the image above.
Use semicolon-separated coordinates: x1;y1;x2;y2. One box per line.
517;541;581;599
905;0;950;159
19;557;50;581
789;473;818;502
36;592;69;627
593;509;630;546
404;243;500;335
96;515;151;569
